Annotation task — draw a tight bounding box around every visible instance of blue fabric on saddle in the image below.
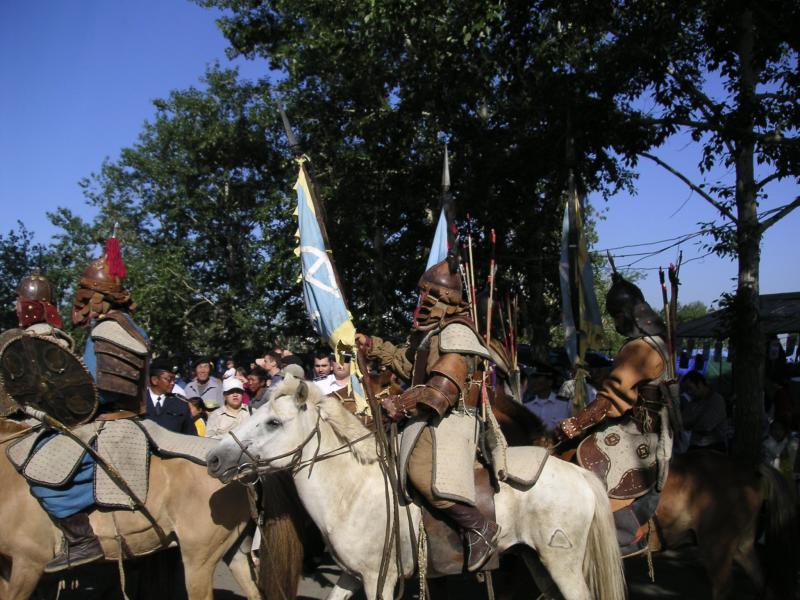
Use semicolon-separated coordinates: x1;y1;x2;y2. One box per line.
28;432;96;518
7;419;218;520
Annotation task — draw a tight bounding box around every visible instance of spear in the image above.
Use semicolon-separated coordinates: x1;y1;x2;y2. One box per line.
466;213;479;327
659;267;675;379
441;145;456;251
485;229;497;343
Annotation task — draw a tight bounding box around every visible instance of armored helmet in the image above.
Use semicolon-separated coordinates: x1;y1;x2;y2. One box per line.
605;273;666;338
413;252;468;329
17;273;55;304
418;257;463;306
15;272;63;328
71;238;133;327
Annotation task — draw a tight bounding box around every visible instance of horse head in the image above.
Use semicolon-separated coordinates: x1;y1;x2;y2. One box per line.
206;374;376;483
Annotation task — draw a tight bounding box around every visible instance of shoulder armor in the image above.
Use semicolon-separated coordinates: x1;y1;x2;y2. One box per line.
439;322;492;360
92;319;147;356
640;335;670;384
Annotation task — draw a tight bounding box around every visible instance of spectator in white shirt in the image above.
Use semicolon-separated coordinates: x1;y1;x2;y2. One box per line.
205;377;250;440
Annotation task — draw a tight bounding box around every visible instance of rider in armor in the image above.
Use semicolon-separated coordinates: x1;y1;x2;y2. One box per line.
556;272;672;557
27;249;150;573
357;256;501;572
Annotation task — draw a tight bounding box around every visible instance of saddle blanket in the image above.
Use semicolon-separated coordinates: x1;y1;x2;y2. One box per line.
6;418;218;509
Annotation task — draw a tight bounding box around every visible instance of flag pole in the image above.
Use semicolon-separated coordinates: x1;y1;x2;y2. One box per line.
280;106;350;309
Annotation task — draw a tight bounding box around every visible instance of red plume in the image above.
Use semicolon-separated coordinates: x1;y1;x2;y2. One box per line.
105;236;127;279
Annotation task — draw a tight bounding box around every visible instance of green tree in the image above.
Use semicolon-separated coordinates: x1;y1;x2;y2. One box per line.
196;0;648;348
675;301;708;324
67;65;304;360
603;0;799;461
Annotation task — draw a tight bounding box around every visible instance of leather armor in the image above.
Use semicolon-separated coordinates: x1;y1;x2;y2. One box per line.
91;312;149;414
560;396;611;439
382;352;468;420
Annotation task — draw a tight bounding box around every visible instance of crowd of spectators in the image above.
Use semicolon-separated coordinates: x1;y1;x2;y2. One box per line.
146;347;357;440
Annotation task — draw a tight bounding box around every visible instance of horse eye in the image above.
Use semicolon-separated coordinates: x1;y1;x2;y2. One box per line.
266;418;282;429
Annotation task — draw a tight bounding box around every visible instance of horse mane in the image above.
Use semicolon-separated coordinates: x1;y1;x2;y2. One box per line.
316;396;378;464
272;375;378;464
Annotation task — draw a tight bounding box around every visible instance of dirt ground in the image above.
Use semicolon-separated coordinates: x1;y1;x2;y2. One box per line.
27;543;761;599
211;545;761;600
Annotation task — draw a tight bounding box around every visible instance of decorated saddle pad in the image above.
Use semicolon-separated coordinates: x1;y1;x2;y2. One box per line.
6;418;218;510
6;420;149;509
577;419;657;499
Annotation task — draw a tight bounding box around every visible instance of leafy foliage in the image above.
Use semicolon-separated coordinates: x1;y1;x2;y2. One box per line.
52;66;306;360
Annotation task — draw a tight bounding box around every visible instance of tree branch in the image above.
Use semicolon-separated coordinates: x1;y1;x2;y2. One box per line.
759;196;800;232
755;171;785;191
638;152;739;223
634;115;713;131
667;70;736;156
758;132;798;145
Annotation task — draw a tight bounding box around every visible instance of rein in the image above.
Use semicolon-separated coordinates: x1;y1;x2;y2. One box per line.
224;411;374;482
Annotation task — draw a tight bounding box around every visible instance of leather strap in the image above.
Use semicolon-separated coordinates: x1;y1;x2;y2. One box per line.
95;411;137;421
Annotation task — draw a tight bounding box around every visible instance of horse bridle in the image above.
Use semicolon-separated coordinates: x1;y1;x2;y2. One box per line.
224;410;373;482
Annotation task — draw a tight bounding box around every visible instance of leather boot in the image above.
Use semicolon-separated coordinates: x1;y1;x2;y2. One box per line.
44;512;104;573
443;503;501;572
613;505;647;558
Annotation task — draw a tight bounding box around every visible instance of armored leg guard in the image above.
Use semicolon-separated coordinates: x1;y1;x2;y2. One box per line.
44;512;104;573
443;503;501;572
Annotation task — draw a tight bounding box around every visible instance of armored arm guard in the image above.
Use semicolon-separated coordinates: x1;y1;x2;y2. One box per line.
381;352;468;420
558;396;613;439
557;337;665;440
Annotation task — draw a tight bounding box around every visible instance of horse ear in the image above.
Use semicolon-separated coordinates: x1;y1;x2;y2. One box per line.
295;380;309;409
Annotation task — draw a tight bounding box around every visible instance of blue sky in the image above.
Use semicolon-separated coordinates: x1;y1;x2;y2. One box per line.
1;1;797;311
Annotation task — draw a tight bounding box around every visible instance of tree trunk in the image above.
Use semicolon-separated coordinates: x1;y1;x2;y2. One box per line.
731;8;764;464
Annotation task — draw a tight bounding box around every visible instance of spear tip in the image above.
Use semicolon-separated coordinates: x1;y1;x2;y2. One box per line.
279;105;301;153
441;145;450;191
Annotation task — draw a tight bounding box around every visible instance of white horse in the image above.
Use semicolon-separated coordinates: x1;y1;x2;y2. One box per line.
206;376;626;600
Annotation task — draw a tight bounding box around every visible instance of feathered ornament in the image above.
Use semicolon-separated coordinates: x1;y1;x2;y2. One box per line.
105;230;127;280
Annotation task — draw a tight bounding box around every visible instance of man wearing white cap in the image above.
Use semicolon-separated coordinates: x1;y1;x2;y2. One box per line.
205;377;251;439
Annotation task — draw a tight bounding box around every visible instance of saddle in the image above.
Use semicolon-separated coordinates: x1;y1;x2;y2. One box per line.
420;446;549;576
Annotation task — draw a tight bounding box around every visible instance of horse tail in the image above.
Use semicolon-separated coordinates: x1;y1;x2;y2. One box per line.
758;463;798;598
258;472;305;600
580;470;627;600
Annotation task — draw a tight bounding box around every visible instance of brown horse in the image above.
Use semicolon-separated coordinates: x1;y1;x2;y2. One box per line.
0;418;301;600
489;391;798;599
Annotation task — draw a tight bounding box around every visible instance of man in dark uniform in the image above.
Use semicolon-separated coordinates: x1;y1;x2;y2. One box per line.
555;272;674;557
357;256;502;572
146;358;196;434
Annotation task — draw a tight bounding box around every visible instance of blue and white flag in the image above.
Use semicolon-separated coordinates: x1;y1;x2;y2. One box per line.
425;207;449;270
293;162;366;409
